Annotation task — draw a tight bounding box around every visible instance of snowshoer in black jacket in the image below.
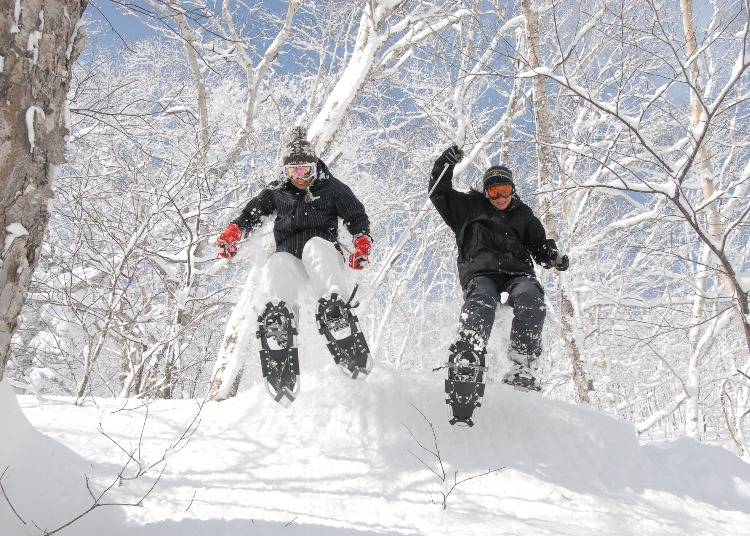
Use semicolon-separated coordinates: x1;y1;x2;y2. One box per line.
214;127;374;401
430;145;569;394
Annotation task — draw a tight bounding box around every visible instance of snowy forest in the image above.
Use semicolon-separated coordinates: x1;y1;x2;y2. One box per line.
2;0;750;535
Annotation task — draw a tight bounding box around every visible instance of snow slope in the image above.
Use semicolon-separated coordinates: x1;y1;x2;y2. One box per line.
0;380;126;535
8;362;750;536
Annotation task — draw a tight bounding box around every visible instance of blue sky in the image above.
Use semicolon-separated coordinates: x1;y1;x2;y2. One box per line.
87;0;156;45
86;0;291;49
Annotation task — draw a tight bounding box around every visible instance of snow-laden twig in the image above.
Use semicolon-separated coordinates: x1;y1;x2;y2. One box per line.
0;467;27;526
210;0;300;181
403;402;505;509
403;402;446;481
378;9;471;72
636;392;688;435
185;490;197;511
34;395;206;535
440;468;504;510
98;396;204;482
365;164;450;304
41;465;167;536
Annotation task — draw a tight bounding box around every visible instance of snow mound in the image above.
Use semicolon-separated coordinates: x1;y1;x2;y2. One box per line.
0;380;126;536
213;366;750;505
15;366;750;535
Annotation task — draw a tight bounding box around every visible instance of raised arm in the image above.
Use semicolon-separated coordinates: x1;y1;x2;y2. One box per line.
429;145;466;232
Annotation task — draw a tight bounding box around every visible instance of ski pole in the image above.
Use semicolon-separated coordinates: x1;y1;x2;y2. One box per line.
364;162;451;309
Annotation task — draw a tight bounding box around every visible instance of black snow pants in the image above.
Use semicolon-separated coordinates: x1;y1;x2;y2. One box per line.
458;274;545;358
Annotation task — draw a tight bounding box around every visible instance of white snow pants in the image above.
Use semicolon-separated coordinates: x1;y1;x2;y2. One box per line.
256;237;350;317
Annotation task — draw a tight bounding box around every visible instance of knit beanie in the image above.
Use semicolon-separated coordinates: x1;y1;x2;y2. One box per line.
283;126;316;166
482;165;514;190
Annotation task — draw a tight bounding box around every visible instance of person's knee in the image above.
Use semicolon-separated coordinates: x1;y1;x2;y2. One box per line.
302;238;348;298
266;251;298;271
259;253;304;307
465;276;499;302
511;280;544;312
301;236;337;262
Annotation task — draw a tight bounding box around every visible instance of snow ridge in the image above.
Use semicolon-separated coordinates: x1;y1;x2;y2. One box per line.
11;363;750;536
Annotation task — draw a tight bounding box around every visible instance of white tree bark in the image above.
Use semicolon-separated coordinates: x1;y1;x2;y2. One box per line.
160;1;214;398
680;0;740;438
307;1;394;156
0;0;87;380
521;0;589;403
308;2;470;156
171;0;210;154
208;263;260;401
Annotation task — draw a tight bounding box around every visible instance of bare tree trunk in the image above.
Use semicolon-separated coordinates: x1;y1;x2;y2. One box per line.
685;0;750;347
0;0;87;380
736;381;750;457
499;29;527;164
679;0;749;436
522;0;589;403
208;271;257;401
163;354;176;399
721;381;745;457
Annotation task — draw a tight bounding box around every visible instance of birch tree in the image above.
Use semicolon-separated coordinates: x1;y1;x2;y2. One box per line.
0;0;87;379
525;0;750;441
521;0;590;402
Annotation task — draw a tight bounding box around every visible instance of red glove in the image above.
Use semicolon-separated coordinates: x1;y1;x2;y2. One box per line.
216;223;242;259
348;234;372;270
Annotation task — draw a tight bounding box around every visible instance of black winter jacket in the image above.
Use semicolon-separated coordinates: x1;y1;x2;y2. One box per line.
233;160;370;259
429;165;558;288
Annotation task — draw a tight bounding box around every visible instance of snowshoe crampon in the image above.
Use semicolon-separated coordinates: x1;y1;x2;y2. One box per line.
257;301;300;406
316;293;372;379
444;333;487;427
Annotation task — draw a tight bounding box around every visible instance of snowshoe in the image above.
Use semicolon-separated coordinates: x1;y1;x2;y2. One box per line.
315;293;372;379
257;301;300;405
501;364;541;392
444;331;487;427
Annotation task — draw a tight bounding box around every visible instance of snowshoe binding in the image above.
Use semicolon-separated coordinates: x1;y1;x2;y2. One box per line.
501;363;541;392
444;331;487;427
257;301;300;405
315;293;372;379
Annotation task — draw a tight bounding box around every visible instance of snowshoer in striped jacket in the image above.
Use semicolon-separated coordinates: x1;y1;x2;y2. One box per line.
216;126;372;302
214;127;375;398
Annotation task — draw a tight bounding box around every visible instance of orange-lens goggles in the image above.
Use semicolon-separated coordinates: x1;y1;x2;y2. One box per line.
286;164;315;180
485;183;514;199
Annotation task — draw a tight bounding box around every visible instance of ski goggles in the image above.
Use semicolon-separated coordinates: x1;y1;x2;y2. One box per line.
285;163;316;180
485;183;514;199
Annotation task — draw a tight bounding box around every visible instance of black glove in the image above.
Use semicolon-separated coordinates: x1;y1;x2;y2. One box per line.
552;253;569;271
432;145;464;177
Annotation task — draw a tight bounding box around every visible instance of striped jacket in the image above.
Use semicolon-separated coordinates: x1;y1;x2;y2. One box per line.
233;160;370;259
